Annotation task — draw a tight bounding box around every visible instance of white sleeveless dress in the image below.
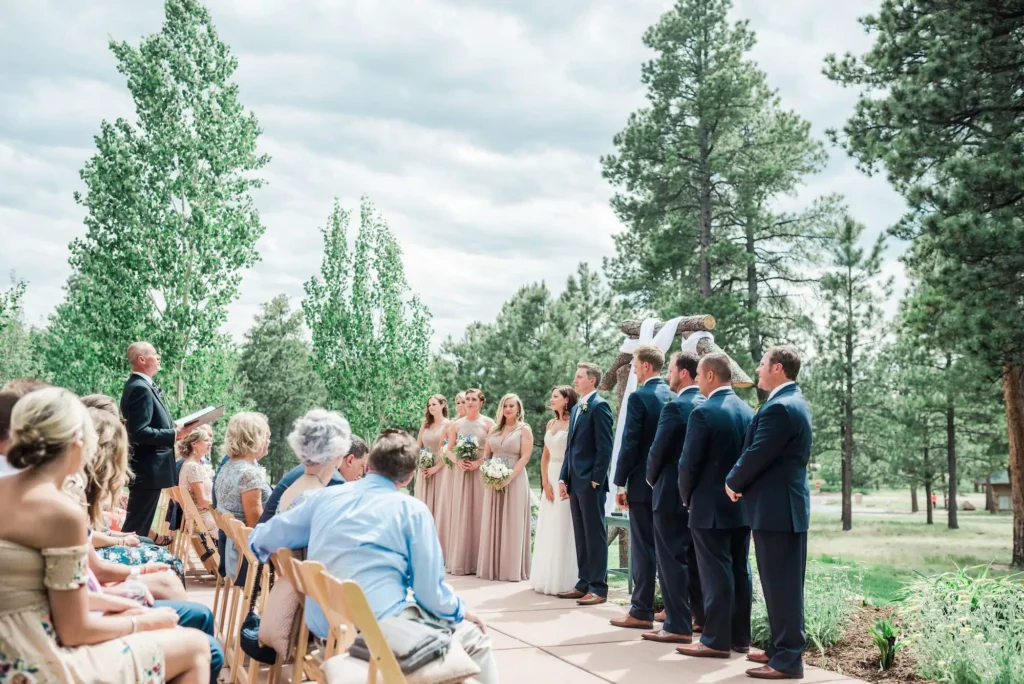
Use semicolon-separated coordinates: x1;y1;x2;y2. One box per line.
529;429;578;595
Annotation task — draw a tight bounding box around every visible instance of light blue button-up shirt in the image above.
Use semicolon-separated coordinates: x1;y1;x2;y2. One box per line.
249;473;464;639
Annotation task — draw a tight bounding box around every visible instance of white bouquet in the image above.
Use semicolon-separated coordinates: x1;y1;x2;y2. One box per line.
480;458;513;489
418;448;435;469
452;434;481;462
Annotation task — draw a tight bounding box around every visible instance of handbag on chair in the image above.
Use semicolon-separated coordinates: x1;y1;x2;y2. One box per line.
348;615;452;674
239;561;279;665
258;572;302;657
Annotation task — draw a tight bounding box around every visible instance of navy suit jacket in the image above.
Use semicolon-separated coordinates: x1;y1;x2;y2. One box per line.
258;464;345;524
679;388;754;530
613;377;675;502
726;384;812;533
120;374;177;489
646;386;704;514
559;392;615;493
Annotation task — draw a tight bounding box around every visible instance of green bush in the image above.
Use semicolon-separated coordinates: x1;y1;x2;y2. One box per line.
752;559;857;653
900;568;1024;684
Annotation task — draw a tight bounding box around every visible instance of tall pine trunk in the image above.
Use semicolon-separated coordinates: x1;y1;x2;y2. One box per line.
910;481;918;513
697;122;712;299
841;298;854;531
924;442;934;525
1003;364;1024;568
746;221;768;403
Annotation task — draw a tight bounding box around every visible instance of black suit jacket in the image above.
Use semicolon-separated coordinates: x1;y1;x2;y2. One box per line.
647;386;704;514
727;384;813;533
559;392;615;493
679;388;754;530
120;374;176;489
613;377;675;502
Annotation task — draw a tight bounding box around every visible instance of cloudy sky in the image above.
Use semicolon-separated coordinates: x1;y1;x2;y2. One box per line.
0;0;907;346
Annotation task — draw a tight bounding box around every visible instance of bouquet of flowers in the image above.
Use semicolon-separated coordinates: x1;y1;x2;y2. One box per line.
480;458;513;489
452;434;480;462
418;448;435;469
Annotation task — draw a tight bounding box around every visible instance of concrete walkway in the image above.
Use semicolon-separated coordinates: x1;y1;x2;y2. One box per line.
187;573;865;683
447;575;865;683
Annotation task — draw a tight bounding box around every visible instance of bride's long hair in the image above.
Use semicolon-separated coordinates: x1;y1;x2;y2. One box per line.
490;393;525;435
551;385;578;421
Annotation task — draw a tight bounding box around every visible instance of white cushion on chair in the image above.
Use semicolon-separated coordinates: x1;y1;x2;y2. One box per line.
322;639;481;684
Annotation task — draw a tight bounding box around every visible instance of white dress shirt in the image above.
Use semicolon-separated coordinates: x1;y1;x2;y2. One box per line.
707;385;731;399
769;381;795;400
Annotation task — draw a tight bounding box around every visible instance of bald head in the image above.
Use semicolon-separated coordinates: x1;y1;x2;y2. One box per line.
127;342;161;376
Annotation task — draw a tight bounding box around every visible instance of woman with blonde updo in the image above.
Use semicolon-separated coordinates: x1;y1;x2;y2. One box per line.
477;393;533;581
0;388;211;683
177;424;216;532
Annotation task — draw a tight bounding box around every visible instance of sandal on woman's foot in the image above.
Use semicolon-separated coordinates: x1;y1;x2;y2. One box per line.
152;534;173;546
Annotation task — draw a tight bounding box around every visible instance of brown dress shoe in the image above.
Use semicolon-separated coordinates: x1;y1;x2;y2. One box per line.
675;642;731;659
642;629;692;644
745;665;803;679
746;649;769;664
733;645;750;654
654;610;666;622
576;593;608;606
556;589;586;600
610;614;654;629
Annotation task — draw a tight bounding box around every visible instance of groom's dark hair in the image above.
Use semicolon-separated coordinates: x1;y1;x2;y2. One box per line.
671;351;699;379
368;429;418;483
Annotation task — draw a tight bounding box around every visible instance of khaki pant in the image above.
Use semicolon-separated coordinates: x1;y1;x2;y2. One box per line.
400;605;499;684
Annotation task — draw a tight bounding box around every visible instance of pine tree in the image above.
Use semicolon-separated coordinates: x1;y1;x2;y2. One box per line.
40;0;267;413
303;199;433;441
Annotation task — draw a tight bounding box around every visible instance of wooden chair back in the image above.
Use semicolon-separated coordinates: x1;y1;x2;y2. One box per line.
320;572;407;683
290;558;329;683
177;483;220;575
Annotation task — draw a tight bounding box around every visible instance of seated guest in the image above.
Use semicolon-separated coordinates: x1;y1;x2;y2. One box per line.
0;386;211;683
260;412;366;523
178;424;216;531
250;429;498;684
83;405;224;683
0;379;52;476
277;409;354;513
215;412;272;580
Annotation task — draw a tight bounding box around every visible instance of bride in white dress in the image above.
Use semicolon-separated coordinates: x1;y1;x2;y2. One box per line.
530;386;580;595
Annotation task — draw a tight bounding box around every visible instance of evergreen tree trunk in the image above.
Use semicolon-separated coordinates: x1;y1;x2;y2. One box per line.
986;473;996;514
698;120;712;299
947;375;958;528
924;442;934;525
1003;364;1024;568
746;223;768;403
841;296;854;532
910;481;918;513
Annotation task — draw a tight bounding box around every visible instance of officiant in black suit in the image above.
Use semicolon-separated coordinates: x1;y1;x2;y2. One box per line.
641;350;705;644
120;342;192;540
610;345;675;630
558;362;615;606
726;346;812;680
676;353;754;660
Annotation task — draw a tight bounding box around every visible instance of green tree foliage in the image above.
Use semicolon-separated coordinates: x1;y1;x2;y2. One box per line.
0;279;42;384
602;0;833;366
40;0;267;414
825;0;1024;566
808;216;891;530
0;278;26;333
303;199;432;442
238;295;325;482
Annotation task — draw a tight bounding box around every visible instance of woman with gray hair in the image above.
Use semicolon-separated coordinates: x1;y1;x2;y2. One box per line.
276;409;353;513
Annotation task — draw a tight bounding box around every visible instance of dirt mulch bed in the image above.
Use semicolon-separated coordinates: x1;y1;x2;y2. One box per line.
808;605;927;683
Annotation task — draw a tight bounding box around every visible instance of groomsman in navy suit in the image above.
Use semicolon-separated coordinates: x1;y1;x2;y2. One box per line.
559;362;615;605
610;345;675;630
641;350;706;644
676;353;754;660
726;346;812;680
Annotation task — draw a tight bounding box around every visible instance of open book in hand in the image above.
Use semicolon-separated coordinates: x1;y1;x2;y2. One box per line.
174;405;225;429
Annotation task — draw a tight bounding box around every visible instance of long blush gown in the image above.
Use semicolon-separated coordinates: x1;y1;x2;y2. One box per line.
477;427;532;581
414;423;449;546
444;416;489;575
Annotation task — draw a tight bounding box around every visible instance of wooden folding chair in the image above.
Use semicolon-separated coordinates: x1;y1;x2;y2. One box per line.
165;487;187;561
178;483;221;575
227;518;268;684
290;559;331;684
266;548;303;684
214;511;243;659
319;572;406;684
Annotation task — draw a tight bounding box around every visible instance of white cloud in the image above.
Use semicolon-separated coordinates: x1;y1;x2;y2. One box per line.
1;0;907;347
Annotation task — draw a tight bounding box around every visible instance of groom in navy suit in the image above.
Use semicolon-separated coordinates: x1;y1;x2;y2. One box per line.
559;362;615;605
677;353;754;660
727;346;812;680
642;350;706;644
610;345;675;629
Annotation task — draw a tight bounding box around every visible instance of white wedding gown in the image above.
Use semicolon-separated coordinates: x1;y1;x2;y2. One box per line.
530;429;579;595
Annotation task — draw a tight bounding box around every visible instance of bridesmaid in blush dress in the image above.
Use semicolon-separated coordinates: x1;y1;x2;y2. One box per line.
415;395;450;537
477;394;533;581
441;388;493;575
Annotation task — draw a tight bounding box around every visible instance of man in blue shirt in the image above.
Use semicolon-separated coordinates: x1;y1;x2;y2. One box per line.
250;429;497;683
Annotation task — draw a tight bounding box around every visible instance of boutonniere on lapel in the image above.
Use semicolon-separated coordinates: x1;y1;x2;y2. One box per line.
580;401;590;414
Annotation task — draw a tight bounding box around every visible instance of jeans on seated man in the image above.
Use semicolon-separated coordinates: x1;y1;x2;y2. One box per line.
250;429;499;684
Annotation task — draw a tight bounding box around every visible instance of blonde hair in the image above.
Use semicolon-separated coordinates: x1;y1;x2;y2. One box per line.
491;393;525;434
7;388;97;472
634;344;665;372
224;412;270;459
176;424;213;460
85;407;130;525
